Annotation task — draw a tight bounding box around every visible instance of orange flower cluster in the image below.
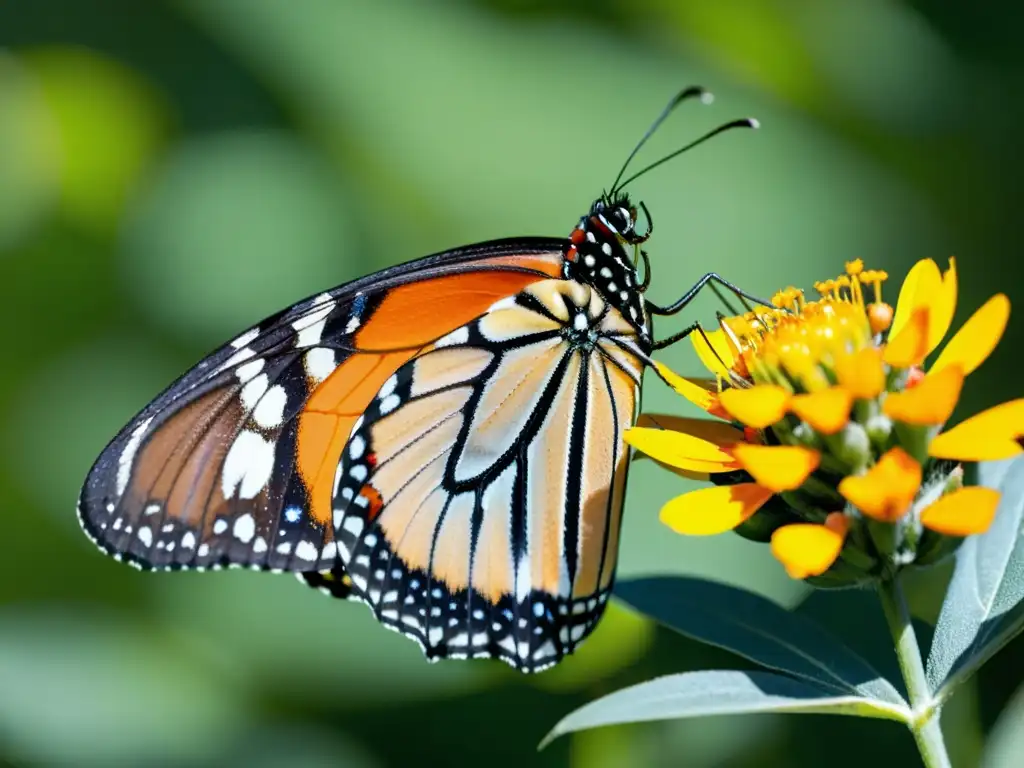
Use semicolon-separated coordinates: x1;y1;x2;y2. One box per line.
628;258;1018;581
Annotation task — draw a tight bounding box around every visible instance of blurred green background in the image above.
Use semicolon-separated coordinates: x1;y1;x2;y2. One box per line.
1;1;1022;766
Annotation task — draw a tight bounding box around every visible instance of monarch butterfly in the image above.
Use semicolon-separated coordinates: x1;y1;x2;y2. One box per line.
78;87;760;672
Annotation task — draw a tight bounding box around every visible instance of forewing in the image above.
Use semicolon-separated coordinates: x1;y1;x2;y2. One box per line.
77;242;566;572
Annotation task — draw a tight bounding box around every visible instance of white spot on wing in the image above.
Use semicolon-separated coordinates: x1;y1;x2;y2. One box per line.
253;385;287;429
231;328;260;348
236;358;265;384
222;430;277;500
240;373;269;411
233;513;255;543
292;293;334;348
137;526;152;547
295;540;318;561
218;346;256;373
116;416;153;497
379;394;400;414
304;347;336;382
181;531;196;549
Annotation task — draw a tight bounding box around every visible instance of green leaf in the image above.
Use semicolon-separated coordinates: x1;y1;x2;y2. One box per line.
927;456;1024;699
615;577;904;705
541;669;909;748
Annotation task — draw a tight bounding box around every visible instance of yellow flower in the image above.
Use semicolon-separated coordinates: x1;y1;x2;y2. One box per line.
625;257;1018;583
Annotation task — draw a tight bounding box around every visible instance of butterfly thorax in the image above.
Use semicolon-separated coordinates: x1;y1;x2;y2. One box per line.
563;196;650;349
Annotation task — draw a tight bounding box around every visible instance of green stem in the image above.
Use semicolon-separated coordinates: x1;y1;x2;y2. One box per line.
877;576;951;768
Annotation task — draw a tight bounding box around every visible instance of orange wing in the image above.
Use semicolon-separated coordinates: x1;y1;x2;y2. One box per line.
78;242;565;573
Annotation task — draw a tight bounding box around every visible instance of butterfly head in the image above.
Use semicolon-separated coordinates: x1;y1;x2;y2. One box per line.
564;193;650;343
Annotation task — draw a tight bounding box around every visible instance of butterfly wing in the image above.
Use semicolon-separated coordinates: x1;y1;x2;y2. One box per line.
77;240;566;572
327;278;645;672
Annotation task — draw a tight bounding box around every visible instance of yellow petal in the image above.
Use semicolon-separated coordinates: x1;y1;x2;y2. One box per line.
624;426;740;472
927;257;958;354
731;444;820;492
719;385;790;429
890;258;941;340
838;447;922;522
770;513;848;579
882;365;965;426
929;399;1024;461
653;362;728;418
790;387;853;435
884;306;930;368
691;327;736;378
660;483;773;536
920;486;1001;536
931;293;1010;376
835;348;886;399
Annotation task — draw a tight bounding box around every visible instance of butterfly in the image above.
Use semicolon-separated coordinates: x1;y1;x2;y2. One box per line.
77;87;761;672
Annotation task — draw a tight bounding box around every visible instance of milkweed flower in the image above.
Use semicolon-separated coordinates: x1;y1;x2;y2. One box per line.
628;257;1019;585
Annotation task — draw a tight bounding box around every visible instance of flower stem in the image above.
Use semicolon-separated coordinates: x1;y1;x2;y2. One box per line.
877;575;951;768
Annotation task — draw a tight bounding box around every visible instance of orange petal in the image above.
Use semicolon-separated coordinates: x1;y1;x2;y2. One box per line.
660;483;773;536
834;348;885;399
790;387;853;435
931;293;1010;377
719;385;790;429
920;486;1001;536
929;399;1024;461
884;306;929;368
926;257;958;355
624;426;741;472
882;365;965;426
838;447;922;522
691;327;736;378
731;444;820;492
890;259;941;341
654;362;728;418
770;514;848;579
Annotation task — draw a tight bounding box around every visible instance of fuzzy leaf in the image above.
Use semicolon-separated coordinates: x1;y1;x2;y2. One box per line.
927;456;1024;698
541;669;909;748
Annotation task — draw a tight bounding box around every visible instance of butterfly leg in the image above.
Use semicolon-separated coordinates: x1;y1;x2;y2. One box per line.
646;272;771;317
650;321;731;352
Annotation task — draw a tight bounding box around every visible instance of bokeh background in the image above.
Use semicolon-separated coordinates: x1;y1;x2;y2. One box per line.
2;1;1022;766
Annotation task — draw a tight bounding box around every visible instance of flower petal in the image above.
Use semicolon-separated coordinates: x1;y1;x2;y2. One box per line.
884;306;930;368
920;486;1001;536
719;385;790;429
838;447;922;522
624;426;741;472
691;328;736;378
790;387;853;435
931;293;1010;377
731;444;820;492
660;483;773;536
770;513;848;579
926;257;957;354
890;258;940;341
928;399;1024;461
882;365;964;426
653;362;729;418
834;348;885;399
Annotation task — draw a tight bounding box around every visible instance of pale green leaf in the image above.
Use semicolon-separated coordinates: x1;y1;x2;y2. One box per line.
541;669;909;748
927;456;1024;699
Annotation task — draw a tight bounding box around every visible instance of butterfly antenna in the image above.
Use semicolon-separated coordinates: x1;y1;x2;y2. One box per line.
615;117;759;191
608;86;713;197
